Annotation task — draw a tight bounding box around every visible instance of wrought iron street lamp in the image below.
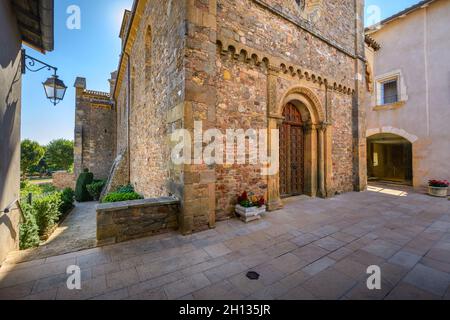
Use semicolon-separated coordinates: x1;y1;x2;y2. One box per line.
21;49;67;106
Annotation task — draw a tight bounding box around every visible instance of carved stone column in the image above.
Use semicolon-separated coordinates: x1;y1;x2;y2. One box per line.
317;122;327;198
267;115;284;211
303;121;318;197
266;66;284;211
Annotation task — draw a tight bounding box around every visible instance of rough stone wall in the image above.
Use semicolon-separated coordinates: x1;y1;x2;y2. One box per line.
213;0;359;205
215;55;269;220
101;150;129;200
52;171;75;190
115;81;128;157
105;0;365;235
331;93;355;194
183;0;218;233
0;1;22;265
217;0;355;88
116;0;186;199
259;0;356;54
74;79;115;180
97;197;179;244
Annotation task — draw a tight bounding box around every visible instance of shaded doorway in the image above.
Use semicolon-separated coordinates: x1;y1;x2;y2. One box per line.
367;133;413;185
280;103;304;197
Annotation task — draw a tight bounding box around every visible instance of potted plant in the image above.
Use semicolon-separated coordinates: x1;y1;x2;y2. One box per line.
428;180;449;198
235;191;267;223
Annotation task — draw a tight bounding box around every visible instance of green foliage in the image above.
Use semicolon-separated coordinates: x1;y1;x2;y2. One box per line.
102;192;143;203
40;183;57;194
116;184;135;194
21;140;45;176
20;181;57;201
33;192;62;237
29;157;49;177
19;182;73;249
45;139;74;171
75;170;94;202
19;203;40;250
59;188;75;214
86;180;106;201
20;181;44;200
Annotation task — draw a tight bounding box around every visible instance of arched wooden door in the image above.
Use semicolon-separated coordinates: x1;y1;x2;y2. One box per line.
280;103;304;197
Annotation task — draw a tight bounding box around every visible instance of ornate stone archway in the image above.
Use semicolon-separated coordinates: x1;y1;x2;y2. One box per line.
267;85;331;211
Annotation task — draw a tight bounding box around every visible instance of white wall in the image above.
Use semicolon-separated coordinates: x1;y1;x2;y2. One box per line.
366;0;450;187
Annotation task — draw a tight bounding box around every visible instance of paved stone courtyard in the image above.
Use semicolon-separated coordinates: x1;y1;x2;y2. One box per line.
0;184;449;300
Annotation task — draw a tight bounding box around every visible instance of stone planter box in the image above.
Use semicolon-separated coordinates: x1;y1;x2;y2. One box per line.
235;205;266;223
428;186;448;198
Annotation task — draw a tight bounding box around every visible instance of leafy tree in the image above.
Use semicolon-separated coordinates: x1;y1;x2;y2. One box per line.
21;140;45;177
45;139;74;171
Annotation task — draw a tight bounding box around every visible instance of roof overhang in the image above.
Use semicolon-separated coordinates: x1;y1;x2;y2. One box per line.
11;0;54;53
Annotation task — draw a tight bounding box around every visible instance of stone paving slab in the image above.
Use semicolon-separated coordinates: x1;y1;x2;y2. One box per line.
0;185;450;300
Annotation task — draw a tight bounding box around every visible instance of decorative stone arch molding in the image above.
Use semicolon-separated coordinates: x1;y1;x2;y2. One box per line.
276;86;326;124
217;37;354;96
367;127;419;144
267;85;331;211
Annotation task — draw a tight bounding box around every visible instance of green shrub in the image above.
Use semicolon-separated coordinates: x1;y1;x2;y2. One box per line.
20;182;43;201
33;192;62;237
102;192;144;203
75;169;94;202
19;203;40;250
20;180;29;190
86;180;106;201
116;184;135;194
20;181;58;202
59;188;75;214
40;183;57;194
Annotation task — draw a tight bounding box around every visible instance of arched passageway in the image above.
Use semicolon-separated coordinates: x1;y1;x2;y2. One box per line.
367;133;413;185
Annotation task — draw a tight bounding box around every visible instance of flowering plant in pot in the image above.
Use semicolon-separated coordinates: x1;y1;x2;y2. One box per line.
235;191;266;223
428;180;449;198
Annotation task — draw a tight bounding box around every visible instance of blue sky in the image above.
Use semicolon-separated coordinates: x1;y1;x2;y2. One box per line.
21;0;423;145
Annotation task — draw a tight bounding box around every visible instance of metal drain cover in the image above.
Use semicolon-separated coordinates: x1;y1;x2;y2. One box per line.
246;271;260;280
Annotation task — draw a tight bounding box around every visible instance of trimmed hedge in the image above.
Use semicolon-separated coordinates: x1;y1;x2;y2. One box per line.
19;185;75;249
19;203;40;250
33;192;62;237
116;184;135;194
102;192;144;203
86;180;106;201
59;188;75;214
75;169;94;202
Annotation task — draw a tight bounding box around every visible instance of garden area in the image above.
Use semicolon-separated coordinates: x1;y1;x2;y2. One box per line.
17;138;145;255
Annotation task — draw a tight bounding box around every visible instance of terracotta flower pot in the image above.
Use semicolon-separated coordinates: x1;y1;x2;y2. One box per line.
428;186;448;198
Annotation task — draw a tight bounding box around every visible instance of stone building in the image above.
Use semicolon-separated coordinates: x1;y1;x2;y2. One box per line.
74;76;116;180
86;0;368;235
0;0;55;264
365;0;449;188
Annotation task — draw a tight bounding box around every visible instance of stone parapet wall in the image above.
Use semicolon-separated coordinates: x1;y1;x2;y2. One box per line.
52;171;75;190
96;197;180;244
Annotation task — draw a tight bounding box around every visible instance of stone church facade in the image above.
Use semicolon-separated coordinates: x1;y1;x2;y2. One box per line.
76;0;367;235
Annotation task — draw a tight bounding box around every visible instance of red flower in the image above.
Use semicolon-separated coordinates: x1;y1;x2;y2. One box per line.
237;191;249;203
429;180;450;187
258;196;266;207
